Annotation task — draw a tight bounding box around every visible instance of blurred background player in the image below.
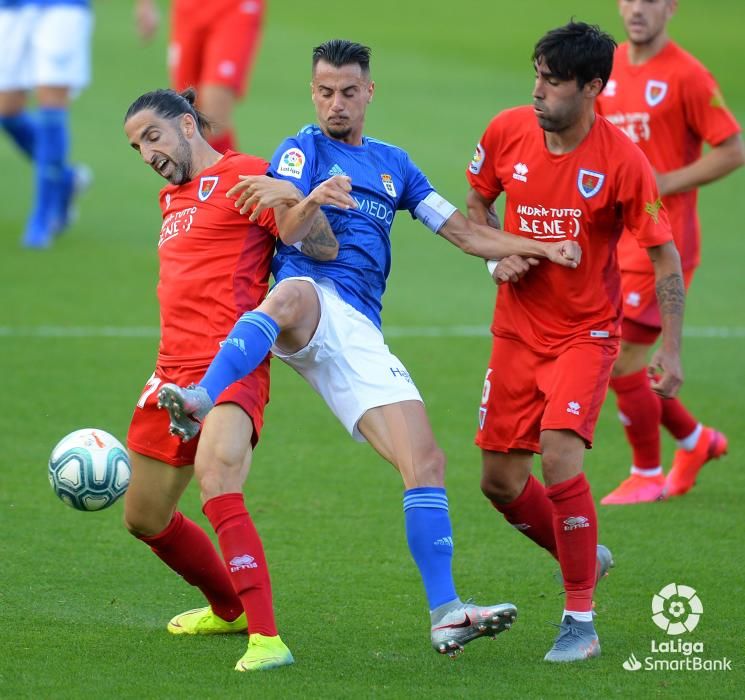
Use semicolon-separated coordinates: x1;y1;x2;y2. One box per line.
122;87;335;672
0;0;93;248
156;39;585;659
467;22;684;661
134;0;265;153
597;0;744;505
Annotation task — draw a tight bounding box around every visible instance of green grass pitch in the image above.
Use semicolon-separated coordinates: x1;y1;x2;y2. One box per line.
2;1;744;697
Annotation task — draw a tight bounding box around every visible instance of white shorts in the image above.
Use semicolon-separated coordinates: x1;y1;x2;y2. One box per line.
271;277;423;441
0;5;93;91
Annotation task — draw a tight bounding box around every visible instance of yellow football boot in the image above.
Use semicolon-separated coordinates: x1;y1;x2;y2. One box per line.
167;606;247;635
234;633;294;672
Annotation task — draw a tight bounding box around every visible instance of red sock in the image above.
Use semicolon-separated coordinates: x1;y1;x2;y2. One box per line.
491;475;558;559
609;369;661;470
207;129;236;154
203;493;277;636
546;473;597;613
660;397;698;441
139;512;243;622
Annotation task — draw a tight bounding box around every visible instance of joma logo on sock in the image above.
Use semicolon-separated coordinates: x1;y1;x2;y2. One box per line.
563;516;590;531
230;554;258;571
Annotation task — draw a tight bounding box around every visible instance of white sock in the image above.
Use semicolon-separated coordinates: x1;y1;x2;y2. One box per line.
564;609;593;622
677;423;703;451
631;465;663;477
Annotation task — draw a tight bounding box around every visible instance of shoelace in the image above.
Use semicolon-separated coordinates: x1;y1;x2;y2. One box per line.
549;622;586;650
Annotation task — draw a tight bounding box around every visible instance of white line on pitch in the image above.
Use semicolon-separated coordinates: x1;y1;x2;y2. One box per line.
1;325;744;339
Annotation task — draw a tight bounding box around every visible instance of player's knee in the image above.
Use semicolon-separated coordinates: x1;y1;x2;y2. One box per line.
123;508;171;539
540;446;576;486
262;281;313;328
480;471;519;504
612;341;649;377
194;451;244;500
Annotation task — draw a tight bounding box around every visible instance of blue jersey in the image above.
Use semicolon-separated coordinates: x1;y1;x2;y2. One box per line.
0;0;89;7
268;125;435;328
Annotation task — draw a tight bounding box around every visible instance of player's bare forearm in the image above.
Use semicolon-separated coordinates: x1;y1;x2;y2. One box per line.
439;211;580;268
647;241;685;397
297;213;338;261
649;242;685;350
276;175;354;247
657;133;745;196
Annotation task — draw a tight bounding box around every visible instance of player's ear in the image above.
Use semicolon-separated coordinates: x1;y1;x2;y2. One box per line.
367;80;375;104
586;77;604;99
182;113;196;139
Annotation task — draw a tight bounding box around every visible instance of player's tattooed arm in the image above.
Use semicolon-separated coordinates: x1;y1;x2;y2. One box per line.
655;271;685;319
647;241;685;398
297;211;338;261
270;175;353;256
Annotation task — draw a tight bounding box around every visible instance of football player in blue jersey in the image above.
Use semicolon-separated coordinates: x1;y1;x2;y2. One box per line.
0;0;92;248
157;39;582;657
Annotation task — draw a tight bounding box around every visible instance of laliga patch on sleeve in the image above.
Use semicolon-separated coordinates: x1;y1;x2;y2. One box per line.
276;148;306;179
414;192;458;233
469;143;485;174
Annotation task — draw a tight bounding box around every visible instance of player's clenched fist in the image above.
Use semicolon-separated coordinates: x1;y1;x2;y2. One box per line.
228;175;304;219
308;175;356;210
490;256;540;285
544;240;582;268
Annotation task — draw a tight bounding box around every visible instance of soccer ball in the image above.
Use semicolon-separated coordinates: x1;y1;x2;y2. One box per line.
48;428;131;511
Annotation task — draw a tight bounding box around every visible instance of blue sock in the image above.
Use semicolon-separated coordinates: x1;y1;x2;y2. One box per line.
24;108;69;243
200;311;279;401
0;111;36;158
403;487;458;610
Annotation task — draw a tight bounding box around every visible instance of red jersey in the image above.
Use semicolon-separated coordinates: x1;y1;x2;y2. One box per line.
156;151;278;365
597;41;740;272
173;0;258;23
466;106;672;353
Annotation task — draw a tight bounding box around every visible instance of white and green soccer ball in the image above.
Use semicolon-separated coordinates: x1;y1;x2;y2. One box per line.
48;429;131;511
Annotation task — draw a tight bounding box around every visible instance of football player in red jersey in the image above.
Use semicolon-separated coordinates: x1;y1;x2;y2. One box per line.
122;87;337;672
596;0;744;505
465;21;684;662
134;0;265;153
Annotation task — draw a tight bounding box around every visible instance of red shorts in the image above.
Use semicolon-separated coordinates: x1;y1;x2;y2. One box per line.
621;268;695;345
169;0;265;96
126;358;270;467
475;336;618;453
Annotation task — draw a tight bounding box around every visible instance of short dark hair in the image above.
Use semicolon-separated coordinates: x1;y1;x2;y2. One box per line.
532;21;616;89
124;87;211;134
312;39;371;74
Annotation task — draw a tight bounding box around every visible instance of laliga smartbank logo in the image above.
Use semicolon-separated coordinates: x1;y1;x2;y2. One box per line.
621;583;732;672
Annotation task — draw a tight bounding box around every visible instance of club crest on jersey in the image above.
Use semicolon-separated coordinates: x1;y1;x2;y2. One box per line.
381;173;397;197
577;169;605;199
469;143;485;174
277;148;305;178
198;176;219;202
645;80;668;107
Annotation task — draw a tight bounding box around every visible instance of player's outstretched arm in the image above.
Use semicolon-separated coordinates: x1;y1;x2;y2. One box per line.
647;241;685;398
227;175;340;260
438;209;581;269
